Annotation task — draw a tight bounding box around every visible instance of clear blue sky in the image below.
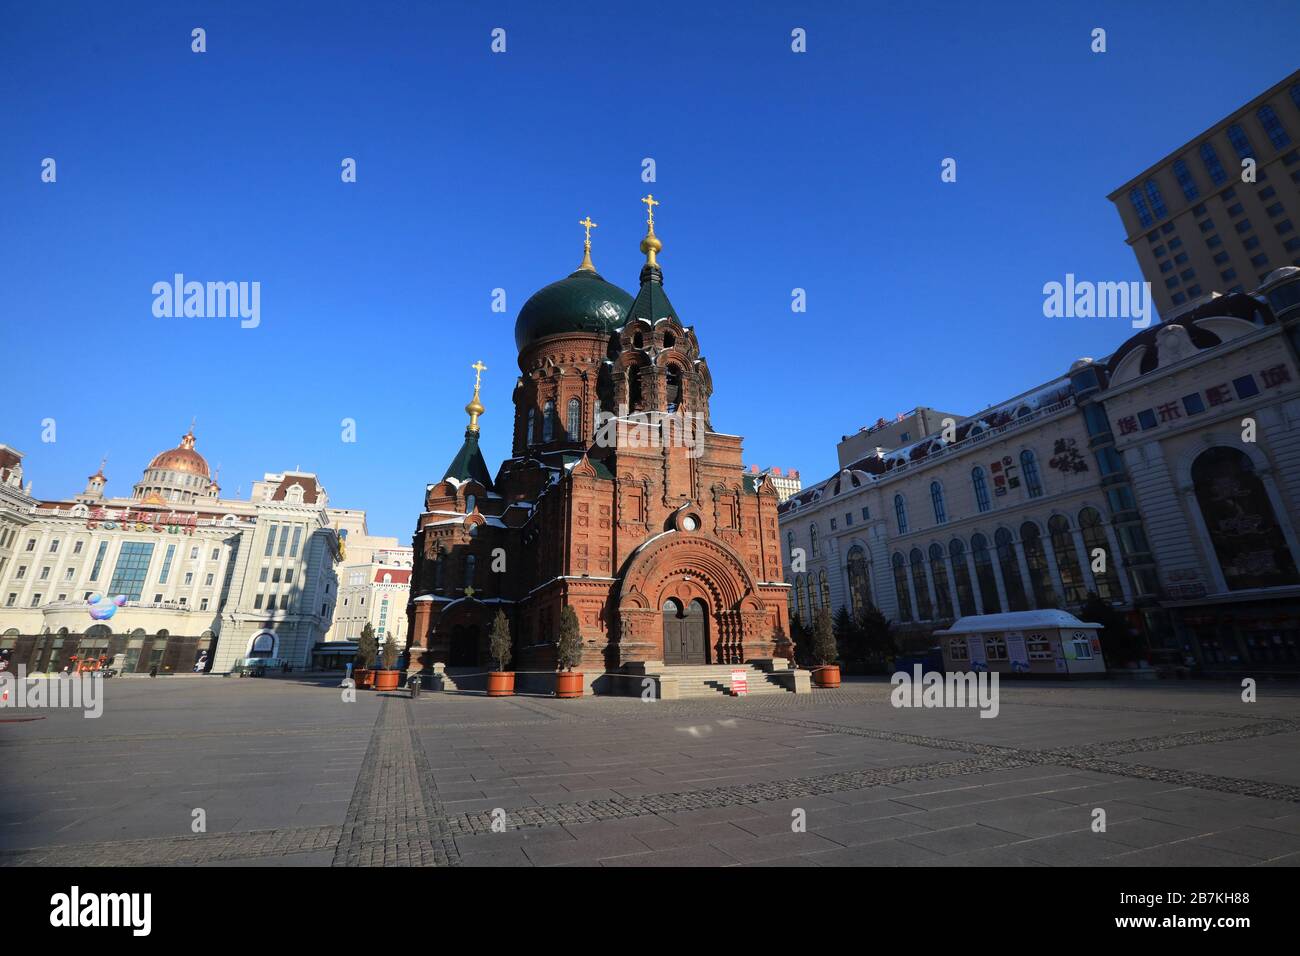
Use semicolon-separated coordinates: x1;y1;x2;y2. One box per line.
2;1;1297;538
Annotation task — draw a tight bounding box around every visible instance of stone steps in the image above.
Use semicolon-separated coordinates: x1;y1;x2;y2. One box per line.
665;665;795;698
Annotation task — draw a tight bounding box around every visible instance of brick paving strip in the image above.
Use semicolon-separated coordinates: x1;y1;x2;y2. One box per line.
330;696;460;866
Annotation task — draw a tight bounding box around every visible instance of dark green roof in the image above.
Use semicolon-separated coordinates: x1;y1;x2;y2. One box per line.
626;263;679;326
443;428;494;490
514;269;633;351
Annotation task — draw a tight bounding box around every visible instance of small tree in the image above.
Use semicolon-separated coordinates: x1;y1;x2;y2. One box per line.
556;606;583;671
811;607;838;666
859;603;894;665
381;634;399;670
834;606;860;661
488;610;512;672
357;623;378;670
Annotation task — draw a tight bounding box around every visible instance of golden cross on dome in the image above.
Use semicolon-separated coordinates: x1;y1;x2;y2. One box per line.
472;360;487;388
641;194;659;229
579;216;597;242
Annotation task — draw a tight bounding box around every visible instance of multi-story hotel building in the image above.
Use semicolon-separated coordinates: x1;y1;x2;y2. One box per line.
1108;70;1300;319
745;466;803;504
779;268;1300;674
0;428;376;675
333;547;413;647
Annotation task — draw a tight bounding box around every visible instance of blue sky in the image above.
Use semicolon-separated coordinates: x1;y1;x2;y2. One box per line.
1;1;1297;538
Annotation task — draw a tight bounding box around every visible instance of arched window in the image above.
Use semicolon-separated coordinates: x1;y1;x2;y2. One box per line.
809;524;820;557
929;543;953;619
804;575;816;616
786;531;795;558
1048;515;1086;605
1020;449;1044;498
819;569;830;609
526;408;536;445
846;546;871;619
894;494;908;534
930;482;947;524
891;553;912;622
972;466;991;513
542;401;555;442
593;399;602;436
794;574;805;623
910;548;933;620
566;398;581;439
628;367;643;410
463;554;476;589
1020;522;1058;607
1078;508;1120;601
1192;447;1300;590
665;365;682;412
949;538;976;616
994;528;1029;611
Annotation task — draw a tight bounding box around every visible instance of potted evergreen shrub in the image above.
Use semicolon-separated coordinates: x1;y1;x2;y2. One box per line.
486;610;514;697
811;607;841;687
374;634;401;691
355;623;378;689
554;606;584;698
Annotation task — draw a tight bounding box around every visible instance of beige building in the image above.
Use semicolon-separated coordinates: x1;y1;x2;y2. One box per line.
1108;69;1300;319
0;428;386;675
780;268;1300;675
333;547;413;648
745;465;802;503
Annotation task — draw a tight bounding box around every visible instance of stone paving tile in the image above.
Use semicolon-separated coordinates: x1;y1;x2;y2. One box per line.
1189;825;1300;860
600;845;743;867
1108;842;1259;866
633;821;754;850
708;831;843;863
898;823;1024;857
806;839;945;866
812;817;934;847
521;832;654;866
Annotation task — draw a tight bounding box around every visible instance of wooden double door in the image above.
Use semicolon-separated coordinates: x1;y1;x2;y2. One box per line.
662;598;710;665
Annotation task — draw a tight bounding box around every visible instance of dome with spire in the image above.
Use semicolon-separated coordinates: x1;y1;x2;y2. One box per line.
513;237;634;352
134;426;217;504
147;428;210;478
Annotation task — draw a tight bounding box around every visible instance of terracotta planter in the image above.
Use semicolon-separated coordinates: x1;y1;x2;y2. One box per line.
354;668;372;689
373;670;401;691
554;671;584;699
487;671;515;697
812;664;841;688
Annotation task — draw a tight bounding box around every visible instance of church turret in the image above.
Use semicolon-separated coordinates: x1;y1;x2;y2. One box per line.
609;196;713;425
441;361;494;491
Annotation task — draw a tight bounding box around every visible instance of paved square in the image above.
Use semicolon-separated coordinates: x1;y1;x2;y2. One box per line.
2;677;1299;866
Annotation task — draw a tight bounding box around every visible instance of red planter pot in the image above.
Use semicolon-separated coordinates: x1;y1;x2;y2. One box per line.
373;670;401;691
555;671;584;699
487;672;515;697
812;664;841;688
355;669;373;689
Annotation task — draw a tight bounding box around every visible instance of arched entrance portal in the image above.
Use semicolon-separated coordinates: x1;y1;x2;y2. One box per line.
450;625;479;667
662;598;709;665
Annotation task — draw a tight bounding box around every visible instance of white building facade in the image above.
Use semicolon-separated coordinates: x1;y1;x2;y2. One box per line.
0;428;384;674
780;268;1300;674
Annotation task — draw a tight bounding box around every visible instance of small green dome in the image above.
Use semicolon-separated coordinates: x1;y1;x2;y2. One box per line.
514;269;633;352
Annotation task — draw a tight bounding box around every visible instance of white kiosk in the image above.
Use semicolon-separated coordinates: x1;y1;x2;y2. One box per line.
934;609;1106;677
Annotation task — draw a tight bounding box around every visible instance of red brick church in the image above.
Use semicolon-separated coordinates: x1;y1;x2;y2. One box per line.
407;199;792;693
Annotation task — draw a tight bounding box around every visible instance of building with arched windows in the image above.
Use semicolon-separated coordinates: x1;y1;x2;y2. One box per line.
780;266;1300;674
408;204;792;694
0;427;387;675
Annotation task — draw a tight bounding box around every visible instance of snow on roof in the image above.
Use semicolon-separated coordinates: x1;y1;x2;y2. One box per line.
934;610;1101;635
